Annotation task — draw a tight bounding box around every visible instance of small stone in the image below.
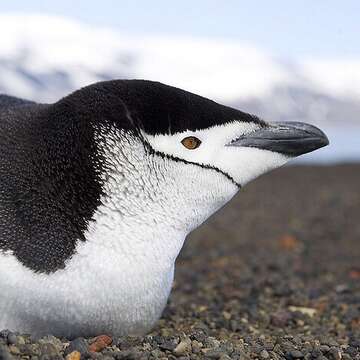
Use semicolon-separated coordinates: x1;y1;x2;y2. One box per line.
271;310;291;327
290;350;304;358
327;340;339;347
204;338;220;349
159;339;177;351
38;342;61;357
329;348;342;360
191;340;202;354
342;354;352;360
173;338;191;356
7;345;20;355
89;335;113;353
278;234;300;250
219;355;232;360
335;284;349;293
150;349;164;358
229;320;239;332
204;350;223;359
65;350;81;360
260;349;270;359
222;311;231;320
113;349;139;360
6;333;17;345
349;269;360;279
319;345;330;353
16;336;26;345
288;306;317;318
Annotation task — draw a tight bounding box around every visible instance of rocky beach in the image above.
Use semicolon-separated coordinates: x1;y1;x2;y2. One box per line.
1;164;359;359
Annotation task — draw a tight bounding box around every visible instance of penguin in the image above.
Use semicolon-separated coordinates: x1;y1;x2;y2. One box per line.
0;80;328;338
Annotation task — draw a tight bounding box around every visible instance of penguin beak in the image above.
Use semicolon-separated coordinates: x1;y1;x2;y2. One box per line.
228;121;329;157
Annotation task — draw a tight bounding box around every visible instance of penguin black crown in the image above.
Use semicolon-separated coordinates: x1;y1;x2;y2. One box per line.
0;80;328;338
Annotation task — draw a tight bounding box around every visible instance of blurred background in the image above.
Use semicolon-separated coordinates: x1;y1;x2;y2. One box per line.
0;0;359;163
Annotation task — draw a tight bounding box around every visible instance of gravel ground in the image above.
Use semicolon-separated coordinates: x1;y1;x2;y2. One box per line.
1;164;360;360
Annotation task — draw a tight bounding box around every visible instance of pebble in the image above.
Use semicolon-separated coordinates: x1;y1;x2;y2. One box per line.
65;350;81;360
271;311;292;327
158;339;177;351
89;335;113;353
288;306;317;318
219;355;231;360
289;349;304;358
173;338;192;356
7;345;20;355
6;334;17;346
319;345;330;353
203;349;223;359
39;342;61;358
190;340;202;354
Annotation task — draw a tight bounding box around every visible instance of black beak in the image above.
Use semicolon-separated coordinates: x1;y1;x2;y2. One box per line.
228;121;329;157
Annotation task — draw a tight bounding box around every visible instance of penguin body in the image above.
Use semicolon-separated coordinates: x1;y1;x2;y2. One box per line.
0;80;328;337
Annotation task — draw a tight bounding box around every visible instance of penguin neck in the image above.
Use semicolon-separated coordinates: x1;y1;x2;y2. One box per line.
82;130;238;273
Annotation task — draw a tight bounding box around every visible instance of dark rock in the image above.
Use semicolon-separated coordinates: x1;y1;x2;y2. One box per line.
5;334;17;346
158;339;177;351
319;345;330;353
289;350;304;358
204;350;223;359
0;331;10;340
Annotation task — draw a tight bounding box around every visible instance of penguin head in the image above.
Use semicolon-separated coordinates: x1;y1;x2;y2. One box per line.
87;80;328;188
66;80;329;232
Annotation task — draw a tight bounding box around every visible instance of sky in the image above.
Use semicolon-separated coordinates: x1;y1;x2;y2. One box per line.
0;0;359;59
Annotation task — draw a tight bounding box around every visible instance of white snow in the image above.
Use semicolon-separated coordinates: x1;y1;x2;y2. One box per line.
1;13;359;104
0;13;359;163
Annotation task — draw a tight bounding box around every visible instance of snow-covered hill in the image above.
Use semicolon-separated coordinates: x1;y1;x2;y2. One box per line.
0;13;359;128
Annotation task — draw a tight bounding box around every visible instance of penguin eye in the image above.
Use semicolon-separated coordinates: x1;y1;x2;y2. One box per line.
181;136;202;150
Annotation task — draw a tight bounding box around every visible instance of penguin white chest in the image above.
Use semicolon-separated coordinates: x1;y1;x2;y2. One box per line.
0;221;181;338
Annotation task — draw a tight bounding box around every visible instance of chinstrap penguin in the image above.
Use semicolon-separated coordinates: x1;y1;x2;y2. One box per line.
0;80;329;338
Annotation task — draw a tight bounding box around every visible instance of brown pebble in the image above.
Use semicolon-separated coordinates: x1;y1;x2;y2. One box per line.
89;335;113;352
66;350;81;360
349;269;360;279
278;234;300;251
